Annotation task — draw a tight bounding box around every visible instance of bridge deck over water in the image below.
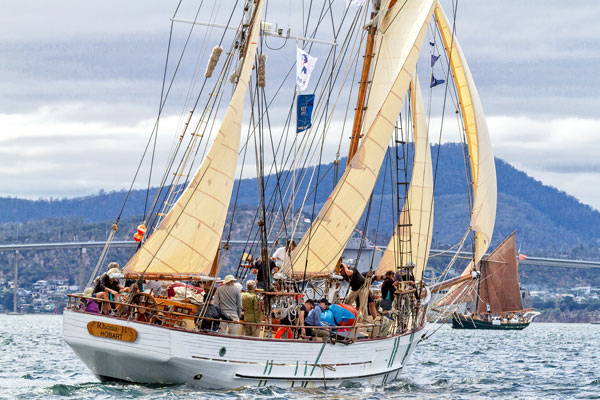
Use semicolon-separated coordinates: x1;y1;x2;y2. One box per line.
1;240;599;270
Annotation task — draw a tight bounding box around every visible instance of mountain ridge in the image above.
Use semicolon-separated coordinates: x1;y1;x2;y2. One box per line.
1;143;598;253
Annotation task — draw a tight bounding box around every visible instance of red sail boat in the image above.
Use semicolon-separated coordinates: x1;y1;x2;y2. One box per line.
437;232;539;330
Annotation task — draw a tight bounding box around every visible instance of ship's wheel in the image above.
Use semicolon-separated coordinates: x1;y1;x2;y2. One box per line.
129;292;159;323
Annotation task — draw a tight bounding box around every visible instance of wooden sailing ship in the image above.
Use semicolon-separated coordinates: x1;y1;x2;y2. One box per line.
436;232;540;330
62;0;499;388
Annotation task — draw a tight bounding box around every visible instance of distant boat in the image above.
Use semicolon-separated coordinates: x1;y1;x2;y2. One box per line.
437;232;539;330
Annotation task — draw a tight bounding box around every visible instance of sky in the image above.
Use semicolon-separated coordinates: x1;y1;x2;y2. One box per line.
1;1;600;210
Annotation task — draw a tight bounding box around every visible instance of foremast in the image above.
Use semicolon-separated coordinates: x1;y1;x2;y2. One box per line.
122;0;264;279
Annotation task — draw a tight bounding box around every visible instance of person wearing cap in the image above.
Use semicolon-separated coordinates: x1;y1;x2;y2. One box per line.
92;266;126;315
304;298;331;340
241;280;261;337
214;275;242;335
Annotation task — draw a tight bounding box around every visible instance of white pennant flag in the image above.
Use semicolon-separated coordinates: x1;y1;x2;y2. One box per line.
346;0;366;7
296;48;318;92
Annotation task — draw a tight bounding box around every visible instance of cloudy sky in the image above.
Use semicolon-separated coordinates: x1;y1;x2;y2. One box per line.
1;1;599;210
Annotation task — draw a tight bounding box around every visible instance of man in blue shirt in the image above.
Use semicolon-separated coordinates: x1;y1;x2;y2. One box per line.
304;298;330;340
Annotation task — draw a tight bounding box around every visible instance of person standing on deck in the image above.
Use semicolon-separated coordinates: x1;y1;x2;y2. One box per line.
340;263;378;320
214;275;242;335
272;239;296;269
252;252;278;290
380;271;396;312
241;280;262;337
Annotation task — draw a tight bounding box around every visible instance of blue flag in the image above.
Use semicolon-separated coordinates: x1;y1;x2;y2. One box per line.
431;54;440;67
430;75;445;88
297;94;315;133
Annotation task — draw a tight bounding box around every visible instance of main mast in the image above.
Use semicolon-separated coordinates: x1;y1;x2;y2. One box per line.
346;2;379;164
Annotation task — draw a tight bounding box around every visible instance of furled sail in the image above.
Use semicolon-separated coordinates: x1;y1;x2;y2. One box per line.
375;76;434;282
123;1;264;276
476;232;523;313
284;0;436;276
434;4;497;264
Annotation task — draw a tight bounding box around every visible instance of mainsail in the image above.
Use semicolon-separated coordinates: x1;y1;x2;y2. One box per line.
476;232;523;313
436;232;522;311
123;1;264;276
284;0;436;276
375;76;434;282
434;4;497;264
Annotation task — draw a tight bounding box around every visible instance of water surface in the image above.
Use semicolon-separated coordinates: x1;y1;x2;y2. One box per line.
0;315;598;399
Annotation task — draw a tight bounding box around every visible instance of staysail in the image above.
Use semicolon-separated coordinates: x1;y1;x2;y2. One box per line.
123;1;264;276
375;76;434;282
434;4;497;264
434;261;477;307
476;232;523;313
284;0;436;276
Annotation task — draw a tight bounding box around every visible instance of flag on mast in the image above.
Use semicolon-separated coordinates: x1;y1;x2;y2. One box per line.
430;75;445;88
296;48;318;92
297;94;315;133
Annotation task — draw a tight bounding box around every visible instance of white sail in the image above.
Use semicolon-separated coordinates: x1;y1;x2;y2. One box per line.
123;1;264;276
375;76;434;282
434;4;497;263
284;0;436;276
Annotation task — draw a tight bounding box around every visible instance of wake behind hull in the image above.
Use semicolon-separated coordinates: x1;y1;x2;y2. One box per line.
451;315;529;330
63;310;423;389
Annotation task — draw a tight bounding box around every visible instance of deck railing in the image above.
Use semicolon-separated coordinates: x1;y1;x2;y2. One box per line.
66;293;418;341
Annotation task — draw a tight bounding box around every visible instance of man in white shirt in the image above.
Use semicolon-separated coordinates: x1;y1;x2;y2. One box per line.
272;239;296;269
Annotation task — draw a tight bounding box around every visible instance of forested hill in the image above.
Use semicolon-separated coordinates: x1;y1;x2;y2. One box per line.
1;143;599;253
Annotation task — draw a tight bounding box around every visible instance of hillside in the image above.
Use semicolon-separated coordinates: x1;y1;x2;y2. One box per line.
2;143;599;252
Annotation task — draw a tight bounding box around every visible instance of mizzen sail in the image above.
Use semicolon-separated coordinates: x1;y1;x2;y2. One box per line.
375;76;434;282
284;0;436;276
123;1;264;276
434;4;497;264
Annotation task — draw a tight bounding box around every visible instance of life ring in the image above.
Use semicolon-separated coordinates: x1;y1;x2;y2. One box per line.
421;286;431;307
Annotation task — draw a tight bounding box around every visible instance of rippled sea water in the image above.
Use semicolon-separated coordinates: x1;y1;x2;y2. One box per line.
0;315;598;399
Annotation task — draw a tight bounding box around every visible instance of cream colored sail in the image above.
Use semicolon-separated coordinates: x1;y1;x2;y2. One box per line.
284;0;436;276
434;4;497;263
123;1;264;276
375;76;434;282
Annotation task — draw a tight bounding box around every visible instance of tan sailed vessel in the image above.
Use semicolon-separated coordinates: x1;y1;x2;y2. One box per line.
63;0;499;388
435;232;540;330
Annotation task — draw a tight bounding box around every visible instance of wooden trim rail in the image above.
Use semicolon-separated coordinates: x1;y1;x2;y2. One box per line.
66;294;380;332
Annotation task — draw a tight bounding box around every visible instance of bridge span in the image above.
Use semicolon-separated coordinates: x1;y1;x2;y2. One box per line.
1;240;599;313
1;240;599;270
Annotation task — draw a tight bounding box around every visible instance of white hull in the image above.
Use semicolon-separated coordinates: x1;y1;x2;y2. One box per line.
63;310;424;389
